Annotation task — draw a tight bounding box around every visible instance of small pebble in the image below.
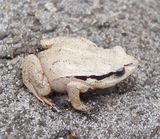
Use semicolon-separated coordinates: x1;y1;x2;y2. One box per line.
8;65;13;70
151;24;160;33
0;31;8;40
92;102;96;106
43;23;57;33
10;56;21;65
44;2;57;12
0;83;2;93
30;25;40;32
117;13;126;20
121;32;127;36
12;36;21;44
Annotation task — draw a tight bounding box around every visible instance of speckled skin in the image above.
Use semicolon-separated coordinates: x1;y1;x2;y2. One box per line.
22;37;138;111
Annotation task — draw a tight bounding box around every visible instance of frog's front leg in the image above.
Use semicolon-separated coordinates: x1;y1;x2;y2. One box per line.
40;37;62;49
67;82;90;112
40;39;54;49
22;54;54;107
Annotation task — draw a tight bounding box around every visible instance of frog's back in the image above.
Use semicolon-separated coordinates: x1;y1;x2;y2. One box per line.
38;37;134;80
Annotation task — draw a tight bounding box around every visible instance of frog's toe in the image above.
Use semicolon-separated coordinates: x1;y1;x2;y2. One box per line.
41;97;54;107
73;103;90;112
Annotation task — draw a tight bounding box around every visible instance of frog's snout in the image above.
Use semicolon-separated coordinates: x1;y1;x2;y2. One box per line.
124;58;139;76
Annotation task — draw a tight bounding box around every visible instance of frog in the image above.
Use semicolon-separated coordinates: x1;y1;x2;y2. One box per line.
22;37;138;111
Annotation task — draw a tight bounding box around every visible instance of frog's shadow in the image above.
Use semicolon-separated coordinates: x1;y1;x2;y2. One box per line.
83;76;136;98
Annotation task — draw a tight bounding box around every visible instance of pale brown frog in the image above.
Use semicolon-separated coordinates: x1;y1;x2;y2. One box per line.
22;37;138;111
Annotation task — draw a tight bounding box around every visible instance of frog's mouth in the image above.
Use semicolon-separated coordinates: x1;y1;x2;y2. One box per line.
75;65;127;81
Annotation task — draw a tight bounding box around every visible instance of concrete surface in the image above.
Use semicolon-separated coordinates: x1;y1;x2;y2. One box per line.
0;0;160;138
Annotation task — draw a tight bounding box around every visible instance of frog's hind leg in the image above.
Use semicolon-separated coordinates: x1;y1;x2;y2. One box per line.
67;82;91;112
22;54;54;107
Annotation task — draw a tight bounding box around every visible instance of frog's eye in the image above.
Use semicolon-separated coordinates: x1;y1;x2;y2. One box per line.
115;67;125;76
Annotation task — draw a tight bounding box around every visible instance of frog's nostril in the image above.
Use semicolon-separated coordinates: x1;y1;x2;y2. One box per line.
115;67;125;76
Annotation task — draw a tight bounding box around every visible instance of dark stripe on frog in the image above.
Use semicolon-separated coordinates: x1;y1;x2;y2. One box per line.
75;67;125;81
115;67;125;76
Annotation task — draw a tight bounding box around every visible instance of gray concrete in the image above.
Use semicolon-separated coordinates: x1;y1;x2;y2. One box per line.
0;0;160;138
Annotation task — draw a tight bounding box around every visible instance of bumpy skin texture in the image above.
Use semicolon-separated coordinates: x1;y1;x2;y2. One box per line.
22;37;138;111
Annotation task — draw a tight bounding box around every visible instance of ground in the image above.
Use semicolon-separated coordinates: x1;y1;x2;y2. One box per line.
0;0;160;138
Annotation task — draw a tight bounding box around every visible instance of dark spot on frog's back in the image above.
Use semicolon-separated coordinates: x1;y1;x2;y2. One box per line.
52;60;59;65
